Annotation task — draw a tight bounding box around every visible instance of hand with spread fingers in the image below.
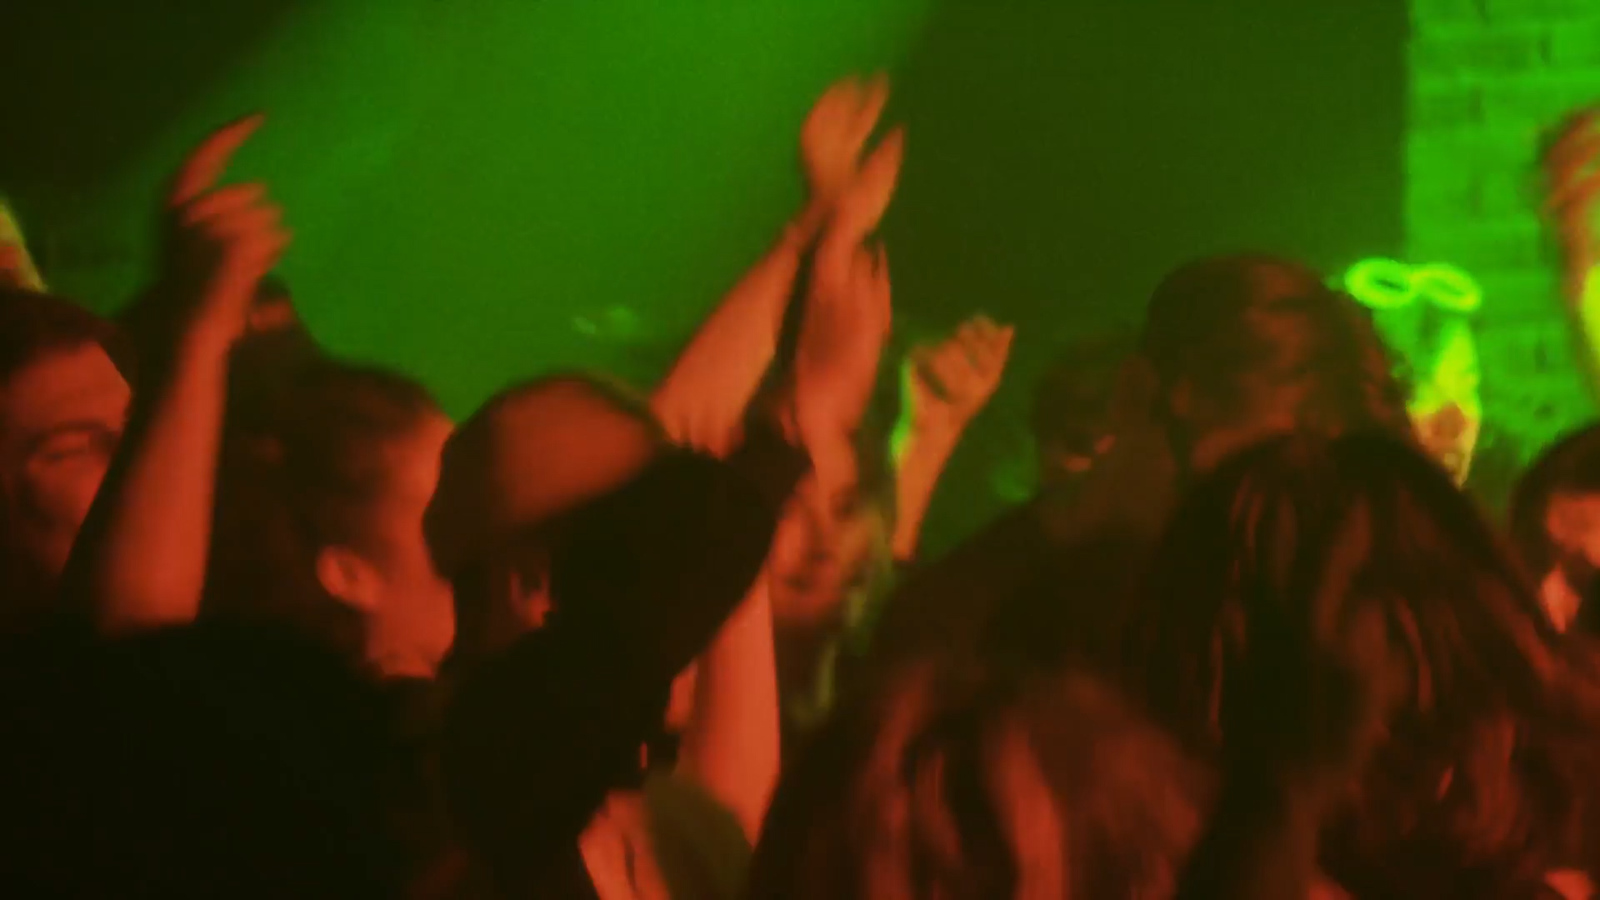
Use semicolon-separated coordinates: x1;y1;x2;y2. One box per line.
1545;108;1600;306
153;114;292;349
903;316;1015;444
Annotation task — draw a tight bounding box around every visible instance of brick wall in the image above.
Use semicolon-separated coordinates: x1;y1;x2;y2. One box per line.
1408;0;1600;457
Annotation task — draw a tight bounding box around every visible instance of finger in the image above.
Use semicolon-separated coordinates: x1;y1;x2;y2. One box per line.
930;347;972;396
971;325;1015;374
850;74;890;149
214;202;284;240
180;183;268;226
850;128;905;225
871;244;893;324
170;114;265;207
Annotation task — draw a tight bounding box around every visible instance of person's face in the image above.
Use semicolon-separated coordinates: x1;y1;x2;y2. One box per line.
768;474;888;632
1540;491;1600;631
362;412;457;677
0;343;129;585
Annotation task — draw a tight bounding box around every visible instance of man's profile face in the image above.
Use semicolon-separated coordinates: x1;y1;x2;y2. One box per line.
0;343;130;583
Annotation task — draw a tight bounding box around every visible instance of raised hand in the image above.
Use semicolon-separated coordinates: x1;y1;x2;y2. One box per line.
155;115;291;348
1545;108;1600;302
793;242;893;487
903;316;1014;442
801;75;890;205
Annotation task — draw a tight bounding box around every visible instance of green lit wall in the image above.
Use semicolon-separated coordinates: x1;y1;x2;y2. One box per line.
8;1;930;416
1407;0;1600;459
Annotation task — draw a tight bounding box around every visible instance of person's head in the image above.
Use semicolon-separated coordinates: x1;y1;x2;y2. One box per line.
1139;254;1410;474
750;660;1211;899
0;288;127;615
426;374;665;670
767;417;896;638
208;361;453;679
1510;424;1600;631
1133;431;1589;895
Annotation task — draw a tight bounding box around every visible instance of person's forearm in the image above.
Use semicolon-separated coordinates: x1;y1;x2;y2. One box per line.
678;578;781;843
651;214;812;457
61;328;232;632
890;426;960;561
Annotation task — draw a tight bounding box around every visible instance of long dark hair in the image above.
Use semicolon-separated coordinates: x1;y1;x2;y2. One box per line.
205;360;442;666
1138;254;1411;461
1130;431;1600;896
751;659;1212;900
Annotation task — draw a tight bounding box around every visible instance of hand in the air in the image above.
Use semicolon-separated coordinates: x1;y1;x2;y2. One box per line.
1545;108;1600;300
903;316;1014;441
155;114;291;347
801;75;890;205
793;241;893;483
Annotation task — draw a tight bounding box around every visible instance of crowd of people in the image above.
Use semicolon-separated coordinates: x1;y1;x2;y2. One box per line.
1;76;1600;899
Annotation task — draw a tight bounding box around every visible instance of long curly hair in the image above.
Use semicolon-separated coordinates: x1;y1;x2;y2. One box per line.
1128;431;1600;897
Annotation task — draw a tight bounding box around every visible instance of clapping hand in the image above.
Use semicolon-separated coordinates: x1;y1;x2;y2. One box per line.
801;75;891;208
151;115;291;350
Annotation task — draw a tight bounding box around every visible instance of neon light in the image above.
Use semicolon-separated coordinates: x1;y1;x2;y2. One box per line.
1343;258;1482;314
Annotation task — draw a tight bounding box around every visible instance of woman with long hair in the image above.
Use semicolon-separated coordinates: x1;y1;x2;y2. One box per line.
1131;431;1600;897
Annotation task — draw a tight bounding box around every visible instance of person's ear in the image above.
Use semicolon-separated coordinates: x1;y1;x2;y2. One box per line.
316;545;382;614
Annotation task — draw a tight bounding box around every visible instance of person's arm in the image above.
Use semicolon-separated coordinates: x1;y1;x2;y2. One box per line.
889;315;1013;561
439;425;807;894
60;116;289;633
651;76;890;458
676;577;781;843
651;226;809;457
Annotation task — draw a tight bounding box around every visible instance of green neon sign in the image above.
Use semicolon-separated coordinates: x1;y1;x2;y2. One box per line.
1343;257;1482;314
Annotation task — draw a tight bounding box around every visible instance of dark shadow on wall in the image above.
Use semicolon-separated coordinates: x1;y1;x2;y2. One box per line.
882;0;1407;553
